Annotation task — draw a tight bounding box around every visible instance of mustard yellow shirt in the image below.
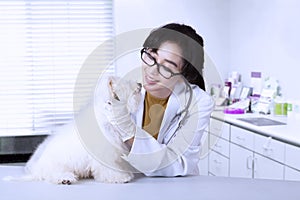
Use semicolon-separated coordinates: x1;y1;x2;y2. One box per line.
142;92;169;139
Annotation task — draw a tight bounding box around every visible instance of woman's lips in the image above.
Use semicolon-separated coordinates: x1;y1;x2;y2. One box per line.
144;75;158;85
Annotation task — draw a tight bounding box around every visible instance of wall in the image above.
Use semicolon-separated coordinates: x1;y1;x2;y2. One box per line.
114;0;229;88
229;0;300;100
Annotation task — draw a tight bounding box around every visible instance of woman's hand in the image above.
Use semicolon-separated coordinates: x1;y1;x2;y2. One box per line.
105;98;136;142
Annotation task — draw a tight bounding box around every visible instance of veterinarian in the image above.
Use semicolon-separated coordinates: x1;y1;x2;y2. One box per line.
109;23;214;176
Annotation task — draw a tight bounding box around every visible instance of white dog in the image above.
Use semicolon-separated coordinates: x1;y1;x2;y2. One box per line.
4;77;142;184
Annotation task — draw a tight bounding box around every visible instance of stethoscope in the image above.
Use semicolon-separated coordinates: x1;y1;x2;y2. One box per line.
165;77;193;145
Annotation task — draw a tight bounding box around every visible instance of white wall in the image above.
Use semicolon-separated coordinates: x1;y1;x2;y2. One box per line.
114;0;229;87
229;0;300;100
114;0;300;100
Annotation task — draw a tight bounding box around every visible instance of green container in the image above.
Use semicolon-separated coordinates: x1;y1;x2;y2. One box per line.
274;103;288;116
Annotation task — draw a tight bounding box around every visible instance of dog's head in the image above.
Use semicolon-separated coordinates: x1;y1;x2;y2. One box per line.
108;76;142;112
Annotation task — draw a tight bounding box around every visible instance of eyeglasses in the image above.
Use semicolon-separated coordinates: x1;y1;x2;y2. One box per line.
140;48;182;79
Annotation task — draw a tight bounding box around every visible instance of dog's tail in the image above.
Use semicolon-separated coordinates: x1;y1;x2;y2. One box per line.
2;174;35;182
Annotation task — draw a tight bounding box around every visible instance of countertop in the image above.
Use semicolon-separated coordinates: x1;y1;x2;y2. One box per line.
1;165;300;200
211;110;300;147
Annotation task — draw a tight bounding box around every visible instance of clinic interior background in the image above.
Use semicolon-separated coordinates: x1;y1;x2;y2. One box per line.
114;0;300;101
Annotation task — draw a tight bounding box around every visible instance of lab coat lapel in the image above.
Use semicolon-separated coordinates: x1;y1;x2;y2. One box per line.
133;82;188;143
134;88;146;128
157;82;187;143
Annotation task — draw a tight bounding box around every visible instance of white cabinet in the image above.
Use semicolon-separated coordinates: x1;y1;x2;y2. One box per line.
229;125;285;180
285;166;300;181
208;118;230;176
210;135;230;157
253;133;285;180
285;143;300;181
209;150;229;176
285;143;300;170
229;143;285;180
229;125;254;178
209;118;230;140
198;131;209;175
229;143;253;178
230;125;254;150
209;117;300;181
254;134;285;164
253;153;284;180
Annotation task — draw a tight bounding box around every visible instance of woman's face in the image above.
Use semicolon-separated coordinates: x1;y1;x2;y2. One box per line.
142;41;184;99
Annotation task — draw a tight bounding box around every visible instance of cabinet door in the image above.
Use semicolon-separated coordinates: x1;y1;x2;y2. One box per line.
285;166;300;181
229;143;253;178
285;143;300;170
253;154;284;180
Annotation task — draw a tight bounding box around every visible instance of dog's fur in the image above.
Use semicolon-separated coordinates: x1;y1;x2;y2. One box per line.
4;77;142;184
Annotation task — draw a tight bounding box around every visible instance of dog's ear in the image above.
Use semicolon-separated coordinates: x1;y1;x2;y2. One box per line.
108;76;120;101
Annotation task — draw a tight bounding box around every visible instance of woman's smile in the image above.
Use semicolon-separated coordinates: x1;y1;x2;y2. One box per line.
144;74;159;85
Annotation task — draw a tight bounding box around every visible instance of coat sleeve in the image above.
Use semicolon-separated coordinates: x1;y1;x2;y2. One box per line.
121;89;214;176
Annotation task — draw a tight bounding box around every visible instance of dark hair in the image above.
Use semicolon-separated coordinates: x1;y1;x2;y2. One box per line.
143;23;205;91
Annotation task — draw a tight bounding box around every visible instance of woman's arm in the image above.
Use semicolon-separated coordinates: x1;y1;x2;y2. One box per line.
122;90;214;176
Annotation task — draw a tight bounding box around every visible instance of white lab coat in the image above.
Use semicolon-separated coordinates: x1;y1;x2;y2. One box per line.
122;81;215;176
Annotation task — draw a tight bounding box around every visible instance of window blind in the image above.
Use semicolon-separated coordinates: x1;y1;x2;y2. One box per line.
0;0;114;136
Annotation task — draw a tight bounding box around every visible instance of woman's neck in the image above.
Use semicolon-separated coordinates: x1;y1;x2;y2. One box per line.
147;89;171;99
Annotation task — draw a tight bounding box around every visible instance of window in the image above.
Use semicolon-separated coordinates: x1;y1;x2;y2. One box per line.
0;0;114;136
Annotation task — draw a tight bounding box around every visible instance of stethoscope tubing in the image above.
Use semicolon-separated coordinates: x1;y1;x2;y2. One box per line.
165;78;193;145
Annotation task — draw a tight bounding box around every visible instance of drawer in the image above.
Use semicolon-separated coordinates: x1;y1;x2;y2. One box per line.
209;150;229;177
285;143;300;170
254;134;285;163
230;125;254;150
210;134;230;157
209;118;230;140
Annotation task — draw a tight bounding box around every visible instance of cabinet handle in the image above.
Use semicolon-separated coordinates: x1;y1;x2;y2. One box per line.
213;159;222;165
247;156;253;169
263;137;273;153
263;147;273;154
236;136;245;141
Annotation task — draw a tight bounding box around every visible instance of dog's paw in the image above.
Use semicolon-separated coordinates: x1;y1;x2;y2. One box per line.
61;179;72;185
50;172;77;185
58;176;77;185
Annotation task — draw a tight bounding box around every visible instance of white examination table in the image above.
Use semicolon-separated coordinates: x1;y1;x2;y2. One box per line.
0;165;299;200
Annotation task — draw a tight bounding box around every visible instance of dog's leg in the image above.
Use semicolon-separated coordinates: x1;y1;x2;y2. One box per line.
91;161;134;184
93;170;134;184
